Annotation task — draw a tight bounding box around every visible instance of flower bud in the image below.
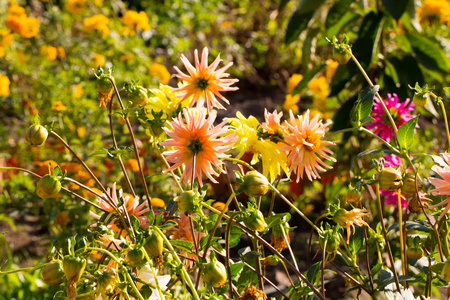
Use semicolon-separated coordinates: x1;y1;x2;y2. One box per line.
243;209;267;232
379;167;403;191
202;258;227;288
126;247;145;267
242;171;269;197
346;188;361;204
96;76;113;94
129;86;149;106
401;173;423;195
144;228;164;258
41;261;65;286
443;259;450;282
333;48;352;65
263;255;279;266
318;224;340;255
406;247;423;260
36;174;61;199
25;124;48;146
412;93;428;107
63;255;86;283
175;190;196;215
96;270;116;296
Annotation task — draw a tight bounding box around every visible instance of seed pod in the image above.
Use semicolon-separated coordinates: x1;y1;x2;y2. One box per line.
243;209;267;232
333;48;351;65
402;173;423;195
379;167;403;191
175;190;196;215
143;228;164;257
126;247;145;267
36;174;61;198
406;247;423;260
25;124;48;146
412;93;428;107
41;261;65;286
242;171;269;197
201;257;227;288
63;255;86;283
346;188;361;204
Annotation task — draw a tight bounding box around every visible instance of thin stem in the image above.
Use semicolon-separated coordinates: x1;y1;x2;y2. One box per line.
0;264;46;275
253;237;264;292
107;77;153;212
282;224;299;270
191;155;196;190
325;127;355;139
241;261;289;298
435;95;450;151
359;127;400;155
155;146;184;193
375;184;401;292
225;215;240;298
397;190;405;275
331;262;373;296
321;240;326;297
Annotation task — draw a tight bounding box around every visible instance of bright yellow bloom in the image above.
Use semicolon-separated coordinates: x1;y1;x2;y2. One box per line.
74;84;83;98
51;101;67;111
149;63;171;85
173;47;238;111
212;202;228;212
124;159;140;172
0;30;14;48
6;14;40;38
77;126;85;138
93;53;105;67
83;14;110;36
147;84;189;119
325;59;339;80
121;10;150;36
67;0;86;14
308;76;329;101
150;198;166;208
0;48;5;58
57;46;66;59
0;74;11;97
228;112;288;182
417;0;450;25
8;4;26;16
286;73;303;94
40;46;58;61
333;208;369;243
161;107;237;186
281;110;336;182
282;94;300;113
119;53;134;62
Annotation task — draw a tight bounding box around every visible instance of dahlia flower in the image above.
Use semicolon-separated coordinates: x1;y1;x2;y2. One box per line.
428;153;450;220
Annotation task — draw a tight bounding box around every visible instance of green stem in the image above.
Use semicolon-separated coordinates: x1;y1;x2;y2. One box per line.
0;264;46;275
325;127;355;139
397;190;405;275
435;95;450;151
155;146;184;193
153;227;200;300
359;128;400;155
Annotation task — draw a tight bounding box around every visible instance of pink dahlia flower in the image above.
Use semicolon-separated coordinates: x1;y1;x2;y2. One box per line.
428;153;450;220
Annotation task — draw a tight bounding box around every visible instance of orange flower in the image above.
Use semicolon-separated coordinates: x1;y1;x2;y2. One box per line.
149;63;171;85
212;202;228;212
281;110;336;182
150;197;165;208
333;208;369;243
51;101;67;111
0;74;11;97
173;47;238;111
161;107;237;186
124;158;139;172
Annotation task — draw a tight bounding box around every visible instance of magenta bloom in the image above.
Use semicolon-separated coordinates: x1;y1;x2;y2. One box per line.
366;94;416;143
380;154;406;209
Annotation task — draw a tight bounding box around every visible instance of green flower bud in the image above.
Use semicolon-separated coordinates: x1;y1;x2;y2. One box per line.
96;270;116;295
126;247;145;267
402;173;423;195
242;171;269;197
144;228;164;258
379;167;403;191
318;223;340;255
36;174;61;199
263;255;279;266
406;247;423;260
41;261;65;286
412;92;428;107
25;124;48;146
333;48;352;65
243;209;267;232
175;190;196;215
346;188;361;204
129;86;149;106
63;255;86;283
96;76;113;94
201;257;227;288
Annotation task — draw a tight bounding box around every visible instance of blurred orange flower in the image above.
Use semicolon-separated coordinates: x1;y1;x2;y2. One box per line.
149;63;171;85
51;101;67;111
0;74;11;97
67;0;86;14
83;14;109;36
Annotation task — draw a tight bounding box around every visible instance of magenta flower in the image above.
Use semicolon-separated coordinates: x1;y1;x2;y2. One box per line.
366;94;416;143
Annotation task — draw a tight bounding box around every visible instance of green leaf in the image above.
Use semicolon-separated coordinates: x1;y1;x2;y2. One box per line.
296;0;326;14
396;116;418;150
352;12;383;68
382;0;409;20
371;263;383;276
406;34;450;73
348;226;364;257
279;0;290;12
325;0;354;28
388;221;431;233
89;146;133;158
350;85;379;124
284;10;314;45
355;149;397;161
229;262;244;278
291;63;327;96
306;261;321;283
169;240;193;252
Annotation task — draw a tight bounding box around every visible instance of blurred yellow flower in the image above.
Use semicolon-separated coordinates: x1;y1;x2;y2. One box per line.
286;73;303;94
40;46;58;61
8;4;26;16
150;198;166;208
83;14;110;36
54;212;70;226
6;14;40;38
74;84;83;98
93;53;105;67
57;46;66;59
67;0;86;14
121;10;150;36
325;59;339;80
417;0;450;25
77;126;85;137
149;63;171;85
308;76;329;101
51;101;67;111
119;53;135;62
0;48;5;58
282;94;300;113
0;74;11;97
0;30;14;48
125;158;140;172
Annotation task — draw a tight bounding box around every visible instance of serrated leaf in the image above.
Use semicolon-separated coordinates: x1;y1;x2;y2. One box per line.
285;10;315;45
348;226;364;256
396;116;418;150
350;85;379;124
169;240;193;252
406;34;450;73
382;0;409;20
291;63;327;96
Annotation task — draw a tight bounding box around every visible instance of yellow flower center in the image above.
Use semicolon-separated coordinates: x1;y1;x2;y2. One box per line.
196;77;210;90
303;134;321;151
188;138;203;155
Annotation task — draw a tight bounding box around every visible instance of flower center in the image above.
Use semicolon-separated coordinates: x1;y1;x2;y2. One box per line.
303;134;321;151
196;77;210;90
188;138;203;155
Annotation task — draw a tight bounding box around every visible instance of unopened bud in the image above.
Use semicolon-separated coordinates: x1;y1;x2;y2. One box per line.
144;228;164;257
346;188;361;204
175;190;196;215
36;174;61;199
379;167;403;191
63;255;86;283
243;209;267;232
242;171;269;197
202;257;227;288
402;173;423;195
25;124;48;146
41;261;65;286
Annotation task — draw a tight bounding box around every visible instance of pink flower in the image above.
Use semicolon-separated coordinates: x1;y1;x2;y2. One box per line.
161;107;237;187
172;47;238;111
428;153;450;220
366;94;416;143
281;110;337;182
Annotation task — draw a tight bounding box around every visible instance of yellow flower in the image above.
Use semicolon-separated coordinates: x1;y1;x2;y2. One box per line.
121;10;150;36
57;46;66;59
124;159;140;172
417;0;450;25
8;4;26;16
51;101;67;111
147;84;189;119
93;53;105;67
67;0;86;14
0;74;11;97
325;59;339;80
83;14;110;36
119;53;134;62
333;208;369;243
150;198;166;208
74;84;83;98
6;15;40;38
0;30;14;48
286;73;303;94
282;94;300;113
40;46;58;61
149;63;171;85
0;48;5;58
308;76;329;101
77;126;85;138
228;112;288;182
